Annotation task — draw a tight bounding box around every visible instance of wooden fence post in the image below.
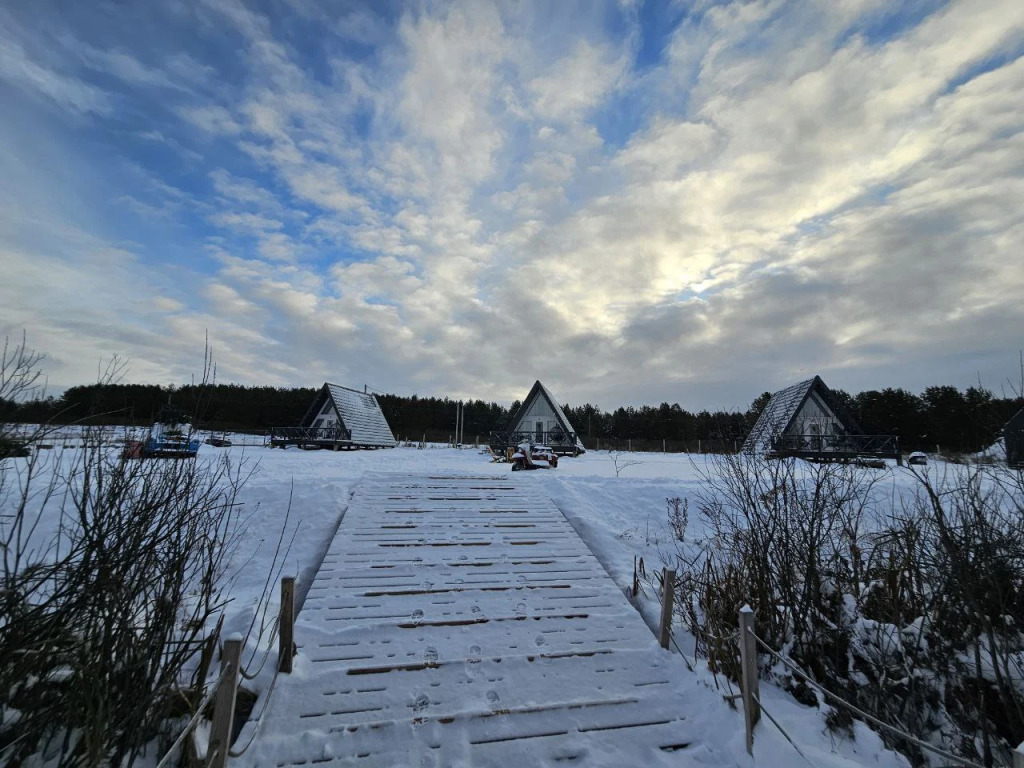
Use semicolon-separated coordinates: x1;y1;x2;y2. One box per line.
658;568;675;650
739;605;760;754
280;576;295;674
209;637;241;768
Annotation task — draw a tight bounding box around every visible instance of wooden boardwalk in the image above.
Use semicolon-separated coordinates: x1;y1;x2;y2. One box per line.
241;474;706;767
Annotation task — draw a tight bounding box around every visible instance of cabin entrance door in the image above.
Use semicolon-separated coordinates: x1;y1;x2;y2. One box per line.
536;421;544;442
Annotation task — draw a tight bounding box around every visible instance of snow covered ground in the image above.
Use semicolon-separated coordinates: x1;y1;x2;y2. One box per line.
211;442;915;767
4;438;919;767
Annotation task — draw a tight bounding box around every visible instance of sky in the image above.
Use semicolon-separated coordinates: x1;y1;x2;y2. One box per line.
1;0;1023;411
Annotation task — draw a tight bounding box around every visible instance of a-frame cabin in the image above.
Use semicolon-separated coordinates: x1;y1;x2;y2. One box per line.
269;383;397;450
492;380;585;456
743;376;900;462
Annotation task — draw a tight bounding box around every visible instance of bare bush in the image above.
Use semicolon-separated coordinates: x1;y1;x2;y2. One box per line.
0;339;254;768
666;453;1024;766
608;450;643;477
1;427;249;768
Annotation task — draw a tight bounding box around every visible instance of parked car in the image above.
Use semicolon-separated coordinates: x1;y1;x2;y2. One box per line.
908;451;927;466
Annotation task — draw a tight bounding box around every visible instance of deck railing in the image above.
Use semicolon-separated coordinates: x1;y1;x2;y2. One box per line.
268;425;352;443
770;433;900;457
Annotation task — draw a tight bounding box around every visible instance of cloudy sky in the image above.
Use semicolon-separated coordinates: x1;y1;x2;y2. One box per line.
1;0;1023;410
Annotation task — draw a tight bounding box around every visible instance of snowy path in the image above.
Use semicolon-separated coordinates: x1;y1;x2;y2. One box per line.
239;473;726;767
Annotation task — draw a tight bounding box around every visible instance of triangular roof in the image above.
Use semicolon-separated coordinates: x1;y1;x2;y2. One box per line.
742;375;862;453
508;380;585;452
302;383;396;447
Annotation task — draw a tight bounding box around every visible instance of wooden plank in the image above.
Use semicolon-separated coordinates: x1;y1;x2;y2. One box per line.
234;474;699;768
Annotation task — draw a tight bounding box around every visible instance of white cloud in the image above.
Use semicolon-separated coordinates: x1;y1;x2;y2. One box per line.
2;0;1023;407
180;104;242;135
529;40;627;122
0;34;110;115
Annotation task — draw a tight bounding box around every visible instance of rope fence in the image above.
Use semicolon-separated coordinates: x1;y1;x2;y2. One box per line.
746;628;993;768
150;576;296;768
154;665;232;768
228;660;285;758
752;693;819;768
239;616;281;681
651;574;1015;768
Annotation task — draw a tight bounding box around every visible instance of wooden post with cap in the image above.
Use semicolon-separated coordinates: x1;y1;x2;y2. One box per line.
280;576;295;673
209;637;241;768
739;605;760;754
658;568;675;650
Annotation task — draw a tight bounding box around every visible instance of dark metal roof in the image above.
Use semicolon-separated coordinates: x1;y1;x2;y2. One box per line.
508;380;585;452
742;375;862;453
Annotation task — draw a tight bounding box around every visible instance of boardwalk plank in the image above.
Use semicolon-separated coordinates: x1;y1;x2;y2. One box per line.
237;474;702;767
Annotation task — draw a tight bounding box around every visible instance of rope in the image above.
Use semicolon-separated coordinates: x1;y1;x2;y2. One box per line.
154;665;232;768
239;617;280;681
228;663;285;757
754;695;819;768
666;630;696;672
748;629;991;768
0;731;30;762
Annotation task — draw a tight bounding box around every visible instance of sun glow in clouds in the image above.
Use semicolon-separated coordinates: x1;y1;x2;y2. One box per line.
1;0;1022;407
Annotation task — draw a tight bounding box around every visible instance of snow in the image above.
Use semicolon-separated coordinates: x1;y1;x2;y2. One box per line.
3;438;919;767
223;444;915;767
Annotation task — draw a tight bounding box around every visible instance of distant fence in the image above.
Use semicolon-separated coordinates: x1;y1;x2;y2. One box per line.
580;436;741;454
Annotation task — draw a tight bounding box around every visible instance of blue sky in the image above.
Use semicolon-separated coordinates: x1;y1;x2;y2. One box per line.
1;0;1023;409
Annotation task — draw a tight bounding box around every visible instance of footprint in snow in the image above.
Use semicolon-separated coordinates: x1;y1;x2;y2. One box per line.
465;645;482;678
424;646;439;665
410;608;424;626
486;689;500;706
412;692;430;712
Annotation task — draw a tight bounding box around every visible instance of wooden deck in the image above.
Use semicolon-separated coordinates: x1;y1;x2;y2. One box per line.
240;474;704;767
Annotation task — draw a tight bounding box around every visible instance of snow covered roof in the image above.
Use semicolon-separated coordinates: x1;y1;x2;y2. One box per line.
509;380;585;452
304;383;396;447
742;375;860;453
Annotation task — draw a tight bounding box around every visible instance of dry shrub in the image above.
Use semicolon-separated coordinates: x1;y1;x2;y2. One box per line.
664;453;1024;767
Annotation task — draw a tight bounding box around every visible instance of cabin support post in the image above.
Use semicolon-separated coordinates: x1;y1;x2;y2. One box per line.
658;568;675;650
209;638;241;768
739;606;760;754
280;576;295;673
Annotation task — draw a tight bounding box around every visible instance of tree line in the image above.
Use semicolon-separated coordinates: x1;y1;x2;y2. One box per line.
1;381;1020;453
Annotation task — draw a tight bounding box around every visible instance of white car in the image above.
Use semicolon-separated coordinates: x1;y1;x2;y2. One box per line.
908;451;927;466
